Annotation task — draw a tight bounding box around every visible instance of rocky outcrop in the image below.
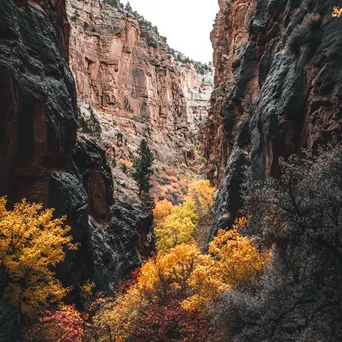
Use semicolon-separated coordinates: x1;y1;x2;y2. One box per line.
72;135;154;289
206;0;342;233
0;0;150;295
0;0;77;205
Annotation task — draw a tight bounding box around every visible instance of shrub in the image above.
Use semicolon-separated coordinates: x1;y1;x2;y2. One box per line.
119;159;133;173
130;300;212;342
106;0;119;8
211;146;342;341
26;305;84;342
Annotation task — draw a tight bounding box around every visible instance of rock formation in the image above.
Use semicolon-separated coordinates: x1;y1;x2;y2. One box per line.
0;0;150;296
0;0;214;304
67;0;213;194
68;0;213;131
0;0;94;288
205;0;342;234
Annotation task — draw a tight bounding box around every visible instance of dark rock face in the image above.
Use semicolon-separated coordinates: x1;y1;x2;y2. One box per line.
0;300;18;342
90;200;154;290
206;0;342;234
73;137;154;290
0;0;90;288
0;0;77;205
0;0;153;295
73;137;114;223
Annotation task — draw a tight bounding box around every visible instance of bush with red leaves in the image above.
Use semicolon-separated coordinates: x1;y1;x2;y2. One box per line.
129;300;213;342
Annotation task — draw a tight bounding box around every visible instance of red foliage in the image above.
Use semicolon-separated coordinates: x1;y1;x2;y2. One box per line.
117;267;140;293
130;300;212;342
27;305;85;342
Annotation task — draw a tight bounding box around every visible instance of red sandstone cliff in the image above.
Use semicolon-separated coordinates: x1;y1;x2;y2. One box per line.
67;0;213;203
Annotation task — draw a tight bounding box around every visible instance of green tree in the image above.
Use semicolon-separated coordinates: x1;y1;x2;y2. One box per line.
125;1;132;12
132;139;154;196
106;0;118;8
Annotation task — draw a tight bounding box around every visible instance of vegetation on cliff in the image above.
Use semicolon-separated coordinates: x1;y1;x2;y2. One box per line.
132;139;155;196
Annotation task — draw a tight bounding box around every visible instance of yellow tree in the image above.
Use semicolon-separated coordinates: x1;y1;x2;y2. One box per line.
154;200;198;251
183;218;271;311
186;179;216;250
92;286;147;342
0;197;76;319
186;179;216;215
207;218;271;288
138;244;207;303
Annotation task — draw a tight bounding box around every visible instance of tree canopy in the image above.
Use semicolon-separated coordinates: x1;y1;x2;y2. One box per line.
0;197;75;319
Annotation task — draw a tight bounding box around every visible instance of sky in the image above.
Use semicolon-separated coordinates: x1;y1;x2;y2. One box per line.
121;0;219;63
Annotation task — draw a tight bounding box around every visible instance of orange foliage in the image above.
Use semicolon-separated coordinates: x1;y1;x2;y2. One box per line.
153;199;174;222
164;168;176;176
120;158;133;168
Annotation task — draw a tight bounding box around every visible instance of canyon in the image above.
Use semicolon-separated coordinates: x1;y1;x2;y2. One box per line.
0;0;213;308
1;0;342;340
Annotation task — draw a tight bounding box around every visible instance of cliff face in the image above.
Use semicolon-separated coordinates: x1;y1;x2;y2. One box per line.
68;0;213;132
0;0;93;286
206;0;342;233
67;0;213;193
0;0;150;297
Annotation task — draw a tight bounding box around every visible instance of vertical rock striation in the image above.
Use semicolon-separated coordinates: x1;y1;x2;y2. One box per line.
0;0;150;294
206;0;342;234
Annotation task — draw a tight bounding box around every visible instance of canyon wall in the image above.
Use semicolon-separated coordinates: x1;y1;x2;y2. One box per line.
0;0;213;308
68;0;213;132
206;0;342;233
0;0;152;300
67;0;213;192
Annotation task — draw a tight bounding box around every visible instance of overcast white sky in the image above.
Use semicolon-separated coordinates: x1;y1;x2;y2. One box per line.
121;0;219;63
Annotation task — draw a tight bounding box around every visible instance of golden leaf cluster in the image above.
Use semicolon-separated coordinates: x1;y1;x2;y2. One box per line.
0;197;76;317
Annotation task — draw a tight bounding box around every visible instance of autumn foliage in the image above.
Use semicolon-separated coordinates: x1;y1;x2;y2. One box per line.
130;300;213;342
1;179;271;342
154;200;199;251
92;211;271;341
0;197;75;319
26;305;85;342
